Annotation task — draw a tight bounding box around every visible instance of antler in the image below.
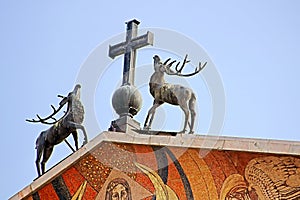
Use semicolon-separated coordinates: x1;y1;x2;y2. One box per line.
164;54;207;77
175;54;190;73
26;95;67;125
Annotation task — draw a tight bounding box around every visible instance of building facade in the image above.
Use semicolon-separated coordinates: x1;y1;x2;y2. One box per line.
10;131;300;200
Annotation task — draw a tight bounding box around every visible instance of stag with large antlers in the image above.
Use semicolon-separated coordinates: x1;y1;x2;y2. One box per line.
26;84;88;176
143;55;207;134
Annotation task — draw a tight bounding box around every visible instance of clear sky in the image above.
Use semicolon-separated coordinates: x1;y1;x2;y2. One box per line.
1;1;300;199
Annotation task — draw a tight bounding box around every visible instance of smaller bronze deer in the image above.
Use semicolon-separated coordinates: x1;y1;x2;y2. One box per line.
144;55;207;134
26;84;88;176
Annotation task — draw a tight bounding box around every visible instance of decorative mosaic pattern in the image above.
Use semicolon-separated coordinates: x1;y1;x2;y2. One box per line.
245;156;300;199
75;153;109;191
25;141;300;200
74;142;137;192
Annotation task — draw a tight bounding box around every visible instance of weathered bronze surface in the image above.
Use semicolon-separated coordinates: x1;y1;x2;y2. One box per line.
144;55;207;134
26;84;88;176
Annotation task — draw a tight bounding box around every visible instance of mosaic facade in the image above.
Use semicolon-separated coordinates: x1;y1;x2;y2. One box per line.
23;141;300;200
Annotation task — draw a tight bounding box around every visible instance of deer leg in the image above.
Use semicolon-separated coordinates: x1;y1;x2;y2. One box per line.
72;131;79;150
67;122;88;145
35;144;43;177
144;101;155;129
189;111;196;134
189;94;196;134
144;102;161;129
35;132;46;177
143;113;150;129
41;145;54;175
180;103;190;133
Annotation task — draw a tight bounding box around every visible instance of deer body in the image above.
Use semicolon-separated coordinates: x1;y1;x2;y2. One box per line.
144;55;206;134
30;84;88;176
150;82;195;106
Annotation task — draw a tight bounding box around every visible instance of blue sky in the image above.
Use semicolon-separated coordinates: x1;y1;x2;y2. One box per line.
1;1;300;199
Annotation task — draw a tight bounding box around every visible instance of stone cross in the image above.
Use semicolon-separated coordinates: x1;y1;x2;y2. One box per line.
109;19;154;85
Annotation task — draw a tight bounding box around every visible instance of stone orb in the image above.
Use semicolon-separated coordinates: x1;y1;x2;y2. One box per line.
112;85;142;117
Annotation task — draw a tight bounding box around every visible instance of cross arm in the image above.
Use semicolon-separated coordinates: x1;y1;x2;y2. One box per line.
108;42;126;59
108;31;154;59
130;31;154;51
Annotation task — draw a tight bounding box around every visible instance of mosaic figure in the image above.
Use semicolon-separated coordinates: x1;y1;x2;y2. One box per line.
245;156;300;200
220;174;251;200
105;178;132;200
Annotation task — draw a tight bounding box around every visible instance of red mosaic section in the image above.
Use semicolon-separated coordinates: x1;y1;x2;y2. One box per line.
212;151;238;177
167;179;186;200
82;184;98;200
62;167;85;196
133;144;156;193
135;172;155;194
142;197;153;200
167;146;188;158
176;148;212;199
133;144;157;169
203;150;226;195
61;166;98;199
187;149;218;200
225;151;265;174
167;148;187;200
37;183;59;200
166;155;181;180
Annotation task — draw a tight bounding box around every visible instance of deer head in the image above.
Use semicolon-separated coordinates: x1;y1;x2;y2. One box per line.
26;84;82;125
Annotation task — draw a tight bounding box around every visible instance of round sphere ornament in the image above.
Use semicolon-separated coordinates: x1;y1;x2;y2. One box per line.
112;85;142;117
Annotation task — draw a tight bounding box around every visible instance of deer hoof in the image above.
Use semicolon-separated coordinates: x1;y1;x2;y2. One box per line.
82;139;88;146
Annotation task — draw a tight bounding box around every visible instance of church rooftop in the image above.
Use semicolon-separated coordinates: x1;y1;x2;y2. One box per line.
10;131;300;200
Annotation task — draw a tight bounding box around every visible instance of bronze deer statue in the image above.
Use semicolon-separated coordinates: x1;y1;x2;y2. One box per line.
26;84;88;176
143;55;207;134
